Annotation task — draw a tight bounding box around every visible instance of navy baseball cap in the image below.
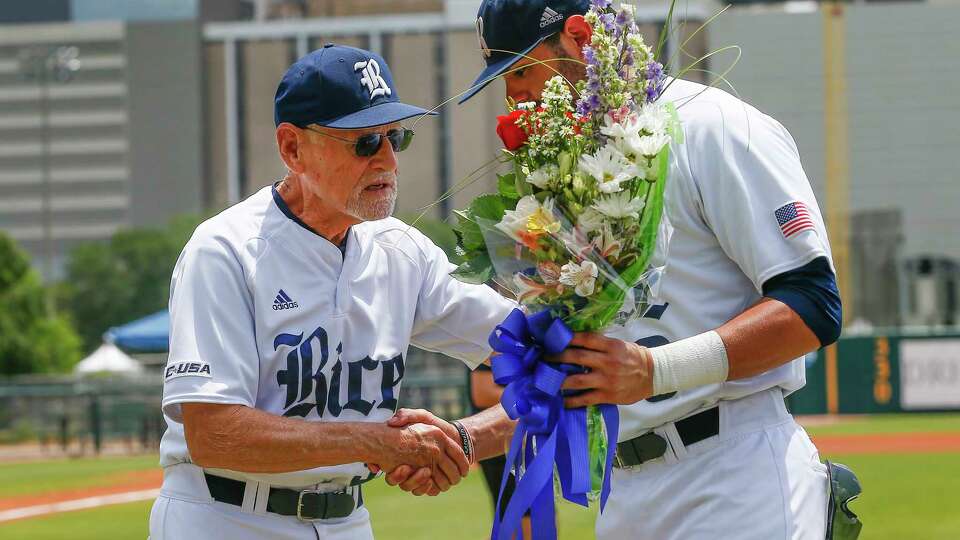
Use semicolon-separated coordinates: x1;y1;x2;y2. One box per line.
459;0;590;104
275;44;436;129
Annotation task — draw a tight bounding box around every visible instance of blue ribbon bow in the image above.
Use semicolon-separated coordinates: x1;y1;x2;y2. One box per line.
489;309;619;540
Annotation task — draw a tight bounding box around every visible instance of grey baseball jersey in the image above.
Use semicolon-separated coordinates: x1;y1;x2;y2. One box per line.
159;185;515;488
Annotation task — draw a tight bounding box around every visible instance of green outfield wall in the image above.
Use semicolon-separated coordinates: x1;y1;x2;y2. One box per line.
787;332;960;415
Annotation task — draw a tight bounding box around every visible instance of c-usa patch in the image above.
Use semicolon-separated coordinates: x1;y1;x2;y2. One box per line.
165;361;212;381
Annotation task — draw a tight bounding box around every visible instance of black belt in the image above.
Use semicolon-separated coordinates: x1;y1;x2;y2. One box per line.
204;473;359;521
615;406;719;468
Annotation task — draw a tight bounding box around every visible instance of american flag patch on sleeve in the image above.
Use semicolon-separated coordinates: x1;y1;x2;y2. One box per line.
775;201;815;238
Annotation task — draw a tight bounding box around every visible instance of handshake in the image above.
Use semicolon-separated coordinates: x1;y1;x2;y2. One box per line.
367;408;477;497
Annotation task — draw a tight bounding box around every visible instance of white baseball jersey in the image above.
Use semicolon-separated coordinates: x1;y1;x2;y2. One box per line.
159;185;516;488
608;78;835;439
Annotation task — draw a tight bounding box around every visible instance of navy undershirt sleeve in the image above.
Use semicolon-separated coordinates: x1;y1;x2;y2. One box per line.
761;256;842;347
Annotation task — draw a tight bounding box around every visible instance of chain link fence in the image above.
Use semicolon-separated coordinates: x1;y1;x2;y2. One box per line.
0;348;471;457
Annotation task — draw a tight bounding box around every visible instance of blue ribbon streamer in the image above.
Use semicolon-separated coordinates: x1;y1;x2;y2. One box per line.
489;309;619;540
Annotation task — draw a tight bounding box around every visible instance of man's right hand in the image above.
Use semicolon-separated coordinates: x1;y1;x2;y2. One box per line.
370;422;468;494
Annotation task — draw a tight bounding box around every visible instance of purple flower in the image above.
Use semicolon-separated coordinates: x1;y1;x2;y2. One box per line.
645;85;658;103
577;92;602;116
615;10;630;27
583;47;597;66
645;79;665;103
645;61;664;82
600;13;616;33
591;0;611;9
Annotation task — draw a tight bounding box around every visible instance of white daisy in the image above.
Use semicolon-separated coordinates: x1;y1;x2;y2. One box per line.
526;164;558;189
559;260;599;297
623;132;670;158
600;111;641;140
591;191;646;219
636;103;669;135
578;144;637;194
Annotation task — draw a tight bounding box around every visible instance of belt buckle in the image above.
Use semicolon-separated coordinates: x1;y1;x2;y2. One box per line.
296;489;327;522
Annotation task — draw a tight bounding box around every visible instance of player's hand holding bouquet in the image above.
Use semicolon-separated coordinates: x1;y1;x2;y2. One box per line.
450;2;680;538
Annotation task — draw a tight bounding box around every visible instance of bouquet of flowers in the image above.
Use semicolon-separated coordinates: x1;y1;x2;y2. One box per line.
450;1;681;538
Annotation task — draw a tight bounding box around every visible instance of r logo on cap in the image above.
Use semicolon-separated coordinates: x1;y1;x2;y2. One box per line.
476;17;492;59
354;58;392;99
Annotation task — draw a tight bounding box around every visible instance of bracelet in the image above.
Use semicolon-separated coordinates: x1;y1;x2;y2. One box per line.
451;420;475;464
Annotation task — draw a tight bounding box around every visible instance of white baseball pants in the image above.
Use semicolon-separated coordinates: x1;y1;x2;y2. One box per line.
596;388;829;540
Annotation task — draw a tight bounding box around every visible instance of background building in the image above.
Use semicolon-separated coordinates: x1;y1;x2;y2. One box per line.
0;20;204;281
0;0;957;322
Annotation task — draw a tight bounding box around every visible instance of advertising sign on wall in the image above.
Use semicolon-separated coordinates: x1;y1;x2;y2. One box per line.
900;339;960;410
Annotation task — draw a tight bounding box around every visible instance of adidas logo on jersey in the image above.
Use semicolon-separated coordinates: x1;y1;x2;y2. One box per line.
273;289;299;311
540;7;563;28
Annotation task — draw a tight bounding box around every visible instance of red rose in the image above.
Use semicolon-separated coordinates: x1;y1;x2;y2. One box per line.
565;111;587;134
496;110;529;150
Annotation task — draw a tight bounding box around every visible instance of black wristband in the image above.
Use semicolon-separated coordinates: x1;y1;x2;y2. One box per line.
451;420;472;462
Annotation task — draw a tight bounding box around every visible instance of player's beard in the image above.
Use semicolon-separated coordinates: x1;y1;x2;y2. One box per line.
548;43;587;91
346;173;397;221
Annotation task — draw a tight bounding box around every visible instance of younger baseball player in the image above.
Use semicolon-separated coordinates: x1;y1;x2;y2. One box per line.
388;2;860;538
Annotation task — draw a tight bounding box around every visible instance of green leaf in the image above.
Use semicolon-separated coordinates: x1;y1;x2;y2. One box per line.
497;173;519;200
450;252;494;284
514;160;532;196
558;151;573;178
453;209;485;251
665;101;684;144
469;194;508;222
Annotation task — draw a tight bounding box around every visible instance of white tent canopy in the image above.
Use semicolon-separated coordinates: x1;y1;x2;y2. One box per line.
74;343;144;374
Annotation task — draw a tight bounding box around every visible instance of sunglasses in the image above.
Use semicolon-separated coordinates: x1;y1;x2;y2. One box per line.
306;127;415;157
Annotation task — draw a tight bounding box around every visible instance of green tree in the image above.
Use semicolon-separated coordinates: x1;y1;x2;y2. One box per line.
62;214;205;351
0;233;82;375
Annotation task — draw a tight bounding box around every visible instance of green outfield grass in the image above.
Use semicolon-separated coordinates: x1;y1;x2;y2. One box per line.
820;452;960;540
1;414;958;539
802;413;960;437
0;499;154;539
0;454;159;499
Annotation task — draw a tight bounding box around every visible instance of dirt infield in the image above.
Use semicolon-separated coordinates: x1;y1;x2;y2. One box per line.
812;432;960;455
0;469;161;513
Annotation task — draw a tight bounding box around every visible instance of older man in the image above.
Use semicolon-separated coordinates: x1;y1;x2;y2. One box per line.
149;44;516;540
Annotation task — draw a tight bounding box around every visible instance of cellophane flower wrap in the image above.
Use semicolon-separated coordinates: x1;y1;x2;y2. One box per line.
450;2;681;539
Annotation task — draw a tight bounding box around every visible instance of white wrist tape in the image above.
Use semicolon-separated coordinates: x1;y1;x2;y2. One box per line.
650;330;729;395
